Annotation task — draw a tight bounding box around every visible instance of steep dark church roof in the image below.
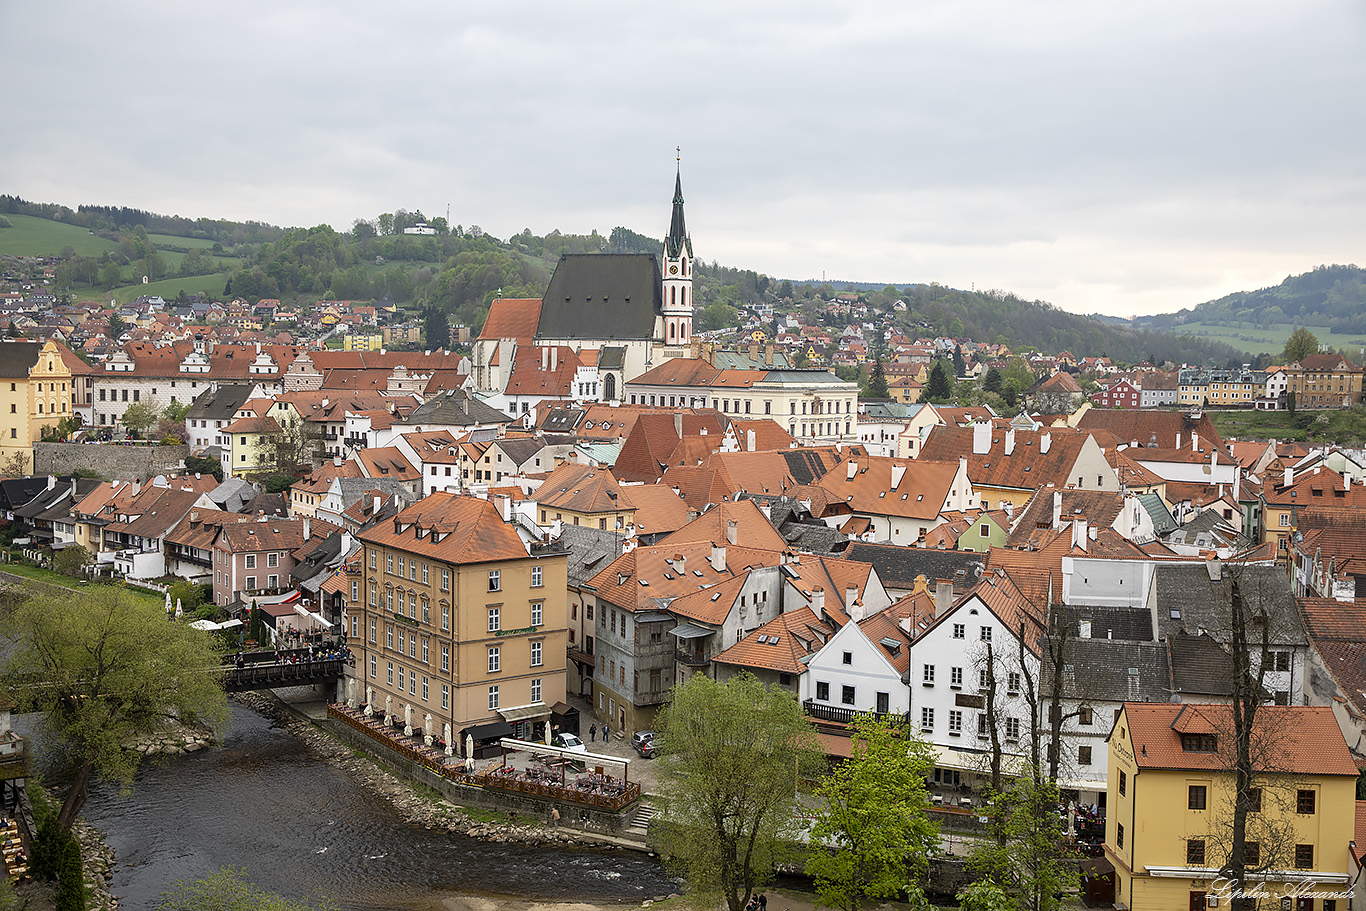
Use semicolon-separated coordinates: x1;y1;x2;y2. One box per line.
666;169;693;260
535;254;662;341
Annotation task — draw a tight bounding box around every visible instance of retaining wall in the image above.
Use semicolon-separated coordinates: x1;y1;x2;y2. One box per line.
33;442;189;479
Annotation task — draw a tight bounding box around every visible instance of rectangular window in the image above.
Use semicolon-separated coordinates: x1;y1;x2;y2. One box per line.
488;686;500;710
1186;839;1205;866
488;570;501;592
422;563;429;584
369;618;376;643
245;554;256;569
1249;787;1261;812
1118;770;1126;796
245;576;255;590
267;552;279;567
1297;789;1316;814
422;638;429;663
351;581;359;603
1295;844;1313;869
409;563;416;582
441;605;450;630
397;629;405;653
1005;717;1020;740
396;557;405;577
530;678;542;703
441;568;450;591
948;710;962;734
816;681;829;701
1078;746;1092;766
841;685;855;705
441;644;449;671
397;666;405;692
1245;842;1260;867
1189;785;1207;810
1007;672;1021;693
387;554;393;573
487;647;500;673
978;713;988;737
979;669;989;690
980;626;992;642
950;666;963;687
441;683;449;709
386;626;394;649
920;707;934;732
923;664;935;685
531;565;543;587
386;662;393;685
531;602;543;626
531;640;542;667
1079;706;1093;726
487;607;500;631
409;673;416;696
369;655;376;678
1116;823;1124;849
842;651;852;665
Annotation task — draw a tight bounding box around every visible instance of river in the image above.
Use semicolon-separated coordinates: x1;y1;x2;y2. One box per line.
79;701;676;910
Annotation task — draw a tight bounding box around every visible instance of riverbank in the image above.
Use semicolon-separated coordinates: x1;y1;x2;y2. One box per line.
236;692;641;853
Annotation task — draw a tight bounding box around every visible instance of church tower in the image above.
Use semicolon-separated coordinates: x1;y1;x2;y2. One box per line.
661;164;694;346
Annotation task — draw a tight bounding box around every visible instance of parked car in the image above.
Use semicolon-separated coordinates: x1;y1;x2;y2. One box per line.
553;732;587;753
632;730;656;758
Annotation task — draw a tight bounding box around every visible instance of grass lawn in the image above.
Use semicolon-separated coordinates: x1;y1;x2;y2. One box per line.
107;271;233;304
1168;320;1366;357
0;561;166;609
146;233;221;250
0;214;119;257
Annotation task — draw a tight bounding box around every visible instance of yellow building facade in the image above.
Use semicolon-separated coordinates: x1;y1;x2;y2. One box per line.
1107;703;1356;911
350;493;568;750
0;340;76;473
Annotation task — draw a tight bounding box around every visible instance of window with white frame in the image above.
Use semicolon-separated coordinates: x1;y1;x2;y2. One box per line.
979;668;989;689
488;686;500;710
488;570;501;592
530;678;542;703
1008;672;1021;693
441;568;450;590
531;565;543;588
441;644;449;671
267;552;278;567
422;638;429;663
441;683;449;709
951;666;963;687
923;664;935;685
530;641;543;667
421;676;428;700
245;554;256;569
1005;717;1020;740
949;710;963;734
369;655;376;678
441;604;450;630
422;563;429;584
487;647;500;673
921;707;934;732
952;623;965;639
386;554;393;573
980;626;992;642
531;602;543;626
488;608;500;632
386;662;393;684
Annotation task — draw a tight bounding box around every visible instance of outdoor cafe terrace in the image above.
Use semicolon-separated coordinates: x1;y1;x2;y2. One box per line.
328;703;641;811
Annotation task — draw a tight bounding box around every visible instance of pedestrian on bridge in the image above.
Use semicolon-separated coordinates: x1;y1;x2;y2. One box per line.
588;724;597;742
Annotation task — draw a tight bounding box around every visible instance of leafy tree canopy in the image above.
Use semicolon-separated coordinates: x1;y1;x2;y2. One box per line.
1281;326;1320;364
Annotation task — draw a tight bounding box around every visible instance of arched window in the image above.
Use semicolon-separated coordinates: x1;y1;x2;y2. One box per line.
670;322;676;341
670;287;676;306
604;374;616;401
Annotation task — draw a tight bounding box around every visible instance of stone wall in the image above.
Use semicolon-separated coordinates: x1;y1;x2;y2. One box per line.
33;442;189;479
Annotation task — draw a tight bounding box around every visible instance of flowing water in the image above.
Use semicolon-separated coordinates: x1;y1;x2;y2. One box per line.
79;702;675;910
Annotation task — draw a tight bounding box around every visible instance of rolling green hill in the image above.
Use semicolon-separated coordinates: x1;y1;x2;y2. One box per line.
0;214;118;257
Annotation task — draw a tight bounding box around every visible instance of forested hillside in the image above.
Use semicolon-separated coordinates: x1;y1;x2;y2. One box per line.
1136;264;1366;335
0;193;1255;364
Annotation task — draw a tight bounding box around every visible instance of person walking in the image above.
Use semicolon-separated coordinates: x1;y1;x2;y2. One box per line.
550;806;560;827
589;723;597;742
602;724;611;744
758;894;767;911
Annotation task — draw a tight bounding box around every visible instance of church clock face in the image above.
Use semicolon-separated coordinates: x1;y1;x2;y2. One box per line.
669;265;679;275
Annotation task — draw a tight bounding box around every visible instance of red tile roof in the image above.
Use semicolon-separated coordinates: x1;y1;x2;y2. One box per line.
477;298;542;341
356;492;528;565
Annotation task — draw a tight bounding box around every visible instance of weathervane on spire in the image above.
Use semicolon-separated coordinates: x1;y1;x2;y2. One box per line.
676;146;681;165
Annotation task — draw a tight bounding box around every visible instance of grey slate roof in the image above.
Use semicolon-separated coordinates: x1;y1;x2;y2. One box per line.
597;346;627;370
209;477;259;513
1167;631;1236;697
558;525;625;588
186;383;255;422
1164;509;1252;551
1154;562;1307;647
336;477;414;511
496;438;546;468
0;341;45;379
1053;604;1156;643
535;254;662;341
1042;638;1171;703
838;542;986;592
395;388;513;428
1138;492;1178;536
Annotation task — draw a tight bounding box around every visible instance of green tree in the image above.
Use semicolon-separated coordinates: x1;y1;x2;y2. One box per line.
424;306;450;350
920;361;954;404
1287;390;1297;415
867;357;889;399
106;313;127;340
0;589;229;831
654;673;820;911
806;715;939;911
1281;327;1320;364
119;401;158;438
163;400;191;424
52;544;91;579
184;454;223;482
983;366;1003;395
55;836;85;911
952;345;966;377
968;770;1076;911
157;867;334;911
956;880;1015;911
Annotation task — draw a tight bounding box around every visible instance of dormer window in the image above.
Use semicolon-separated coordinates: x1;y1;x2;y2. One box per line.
1181;733;1217;752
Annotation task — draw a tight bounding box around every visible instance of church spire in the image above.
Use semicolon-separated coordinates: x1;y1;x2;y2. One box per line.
666;155;691;259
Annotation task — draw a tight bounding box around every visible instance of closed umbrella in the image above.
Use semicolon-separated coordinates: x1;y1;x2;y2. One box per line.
174;598;183;620
465;733;475;772
544;721;552;745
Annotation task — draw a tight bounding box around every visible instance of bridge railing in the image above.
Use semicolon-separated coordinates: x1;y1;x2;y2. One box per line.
222;659;344;690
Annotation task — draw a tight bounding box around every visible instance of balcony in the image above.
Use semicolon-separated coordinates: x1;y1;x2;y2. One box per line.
802;700;909;726
675;648;710;668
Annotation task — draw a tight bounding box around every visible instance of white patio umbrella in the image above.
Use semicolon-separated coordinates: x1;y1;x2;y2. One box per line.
164;592;172;616
465;733;475;771
174;598;183;620
544;721;552;745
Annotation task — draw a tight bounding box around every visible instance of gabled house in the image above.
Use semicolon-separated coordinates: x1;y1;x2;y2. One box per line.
812;454;975;544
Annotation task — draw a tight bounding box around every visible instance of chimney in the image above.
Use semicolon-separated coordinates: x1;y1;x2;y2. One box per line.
550;347;557;372
1176;432;1182;449
669;553;686;575
373;495;381;515
1004;428;1016;456
674;413;683;438
972;422;991;455
1052;490;1063;527
934;579;953;614
726;519;738;545
1072;519;1089;552
890;463;906;490
1080;619;1092;639
1191;432;1199;452
845;584;859;609
747;429;756;451
765;344;774;367
302;516;311;540
1284;467;1293;487
333;455;342;467
710;543;727;572
1040;432;1052;454
846;460;858;480
1089;524;1097;541
811;586;825;614
494;493;512;522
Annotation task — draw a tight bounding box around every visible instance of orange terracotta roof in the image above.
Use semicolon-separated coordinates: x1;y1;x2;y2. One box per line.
356;492;528;565
658;498;788;552
477;298;542;341
1120;702;1357;776
713;607;831;674
619;484;690;535
814;455;961;520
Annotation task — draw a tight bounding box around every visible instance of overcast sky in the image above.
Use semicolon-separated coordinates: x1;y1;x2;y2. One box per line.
4;1;1363;317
